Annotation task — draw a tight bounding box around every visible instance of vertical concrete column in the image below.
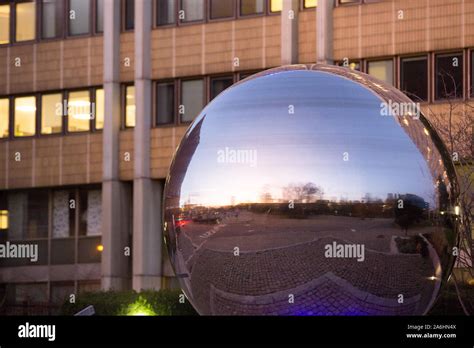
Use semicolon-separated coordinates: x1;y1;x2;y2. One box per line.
133;0;163;290
102;0;131;290
281;0;299;65
316;0;334;64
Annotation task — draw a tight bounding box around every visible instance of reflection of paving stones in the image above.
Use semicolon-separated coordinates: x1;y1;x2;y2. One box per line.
210;272;421;315
188;237;435;315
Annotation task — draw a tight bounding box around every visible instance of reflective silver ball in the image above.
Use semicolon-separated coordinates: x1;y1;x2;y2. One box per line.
164;65;459;316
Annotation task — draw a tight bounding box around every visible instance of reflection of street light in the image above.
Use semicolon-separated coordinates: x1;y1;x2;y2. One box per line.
454;206;460;216
96;244;104;252
428;276;437;281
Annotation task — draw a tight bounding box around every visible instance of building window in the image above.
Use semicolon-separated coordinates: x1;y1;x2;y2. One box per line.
156;82;175;125
181;79;204;123
0;3;10;44
7;191;49;240
67;90;91;132
435;53;463;100
14;96;36;137
180;0;204;22
68;0;91;35
52;190;75;238
240;0;264;15
78;188;102;236
15;0;36;42
303;0;317;8
125;85;135;128
41;0;64;39
124;0;134;30
367;59;393;85
96;0;104;33
210;0;234;19
210;76;233;100
41;93;63;134
0;98;8;138
401;56;428;102
95;88;104;129
270;0;282;12
156;0;176;25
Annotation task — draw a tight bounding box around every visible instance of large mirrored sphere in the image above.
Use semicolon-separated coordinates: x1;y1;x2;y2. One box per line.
163;65;459;316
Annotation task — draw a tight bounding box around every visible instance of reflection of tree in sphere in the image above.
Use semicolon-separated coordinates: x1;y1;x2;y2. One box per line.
163;65;459;316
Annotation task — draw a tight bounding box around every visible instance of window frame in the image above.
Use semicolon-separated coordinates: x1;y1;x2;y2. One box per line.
154;80;177;128
121;83;135;129
178;77;206;125
65;88;95;134
365;57;395;86
399;54;429;103
12;93;38;139
39;90;65;136
178;0;206;25
39;0;66;41
154;0;178;28
13;0;37;44
300;0;317;11
433;51;464;102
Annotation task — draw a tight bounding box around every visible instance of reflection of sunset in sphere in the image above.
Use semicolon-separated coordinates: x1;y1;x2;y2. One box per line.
163;65;459;316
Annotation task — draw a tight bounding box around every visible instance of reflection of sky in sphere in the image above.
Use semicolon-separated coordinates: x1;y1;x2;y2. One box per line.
179;71;436;208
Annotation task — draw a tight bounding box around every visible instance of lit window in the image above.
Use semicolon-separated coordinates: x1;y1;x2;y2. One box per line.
125;85;136;127
0;4;10;44
181;79;204;123
41;93;63;134
14;96;36;137
435;53;463;100
69;0;91;35
210;76;233;100
270;0;282;12
401;56;428;101
156;82;175;125
0;210;7;230
240;0;264;15
96;0;104;33
16;1;36;42
304;0;317;8
156;0;175;25
0;98;9;138
68;91;91;132
180;0;204;22
42;0;64;39
210;0;234;19
95;88;104;129
124;0;134;30
367;59;393;85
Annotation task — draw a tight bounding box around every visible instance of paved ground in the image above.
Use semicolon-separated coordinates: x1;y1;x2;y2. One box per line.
174;211;438;315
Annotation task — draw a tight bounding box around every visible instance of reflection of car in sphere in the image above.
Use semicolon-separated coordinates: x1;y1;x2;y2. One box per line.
163;65;459;316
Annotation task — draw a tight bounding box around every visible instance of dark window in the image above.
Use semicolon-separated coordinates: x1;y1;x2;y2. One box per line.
96;0;104;32
124;0;134;30
180;0;204;22
157;0;176;25
210;0;234;19
156;82;175;125
69;0;91;35
181;79;204;123
240;0;264;15
210;76;233;100
435;53;463;100
26;191;49;239
41;0;64;39
401;56;428;101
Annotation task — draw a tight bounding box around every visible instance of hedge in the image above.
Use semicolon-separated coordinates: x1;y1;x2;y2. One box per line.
60;289;197;316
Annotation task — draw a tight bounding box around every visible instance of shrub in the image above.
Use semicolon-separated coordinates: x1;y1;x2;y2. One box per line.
60;289;197;316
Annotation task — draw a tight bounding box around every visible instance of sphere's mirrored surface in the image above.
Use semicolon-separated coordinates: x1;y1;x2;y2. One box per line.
163;65;459;316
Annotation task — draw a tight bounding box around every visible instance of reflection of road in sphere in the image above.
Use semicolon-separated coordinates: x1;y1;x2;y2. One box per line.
163;65;459;316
